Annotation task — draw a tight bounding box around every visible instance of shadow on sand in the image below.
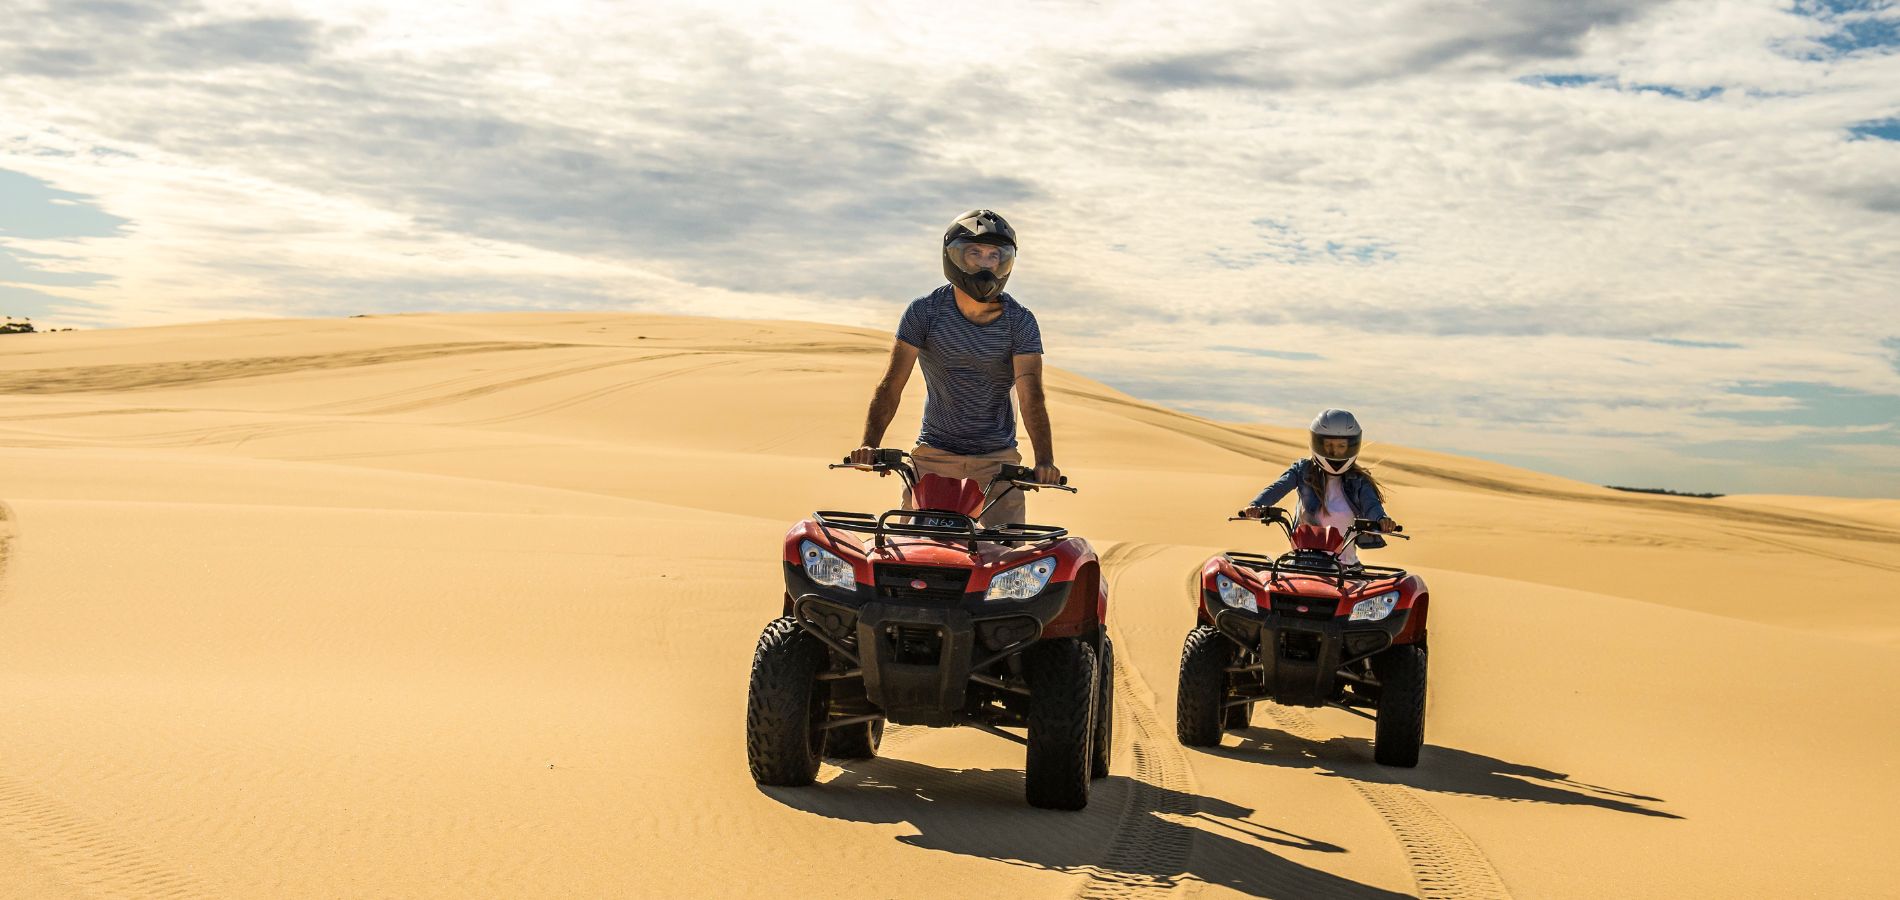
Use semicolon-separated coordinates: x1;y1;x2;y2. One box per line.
764;755;1412;898
1211;722;1683;820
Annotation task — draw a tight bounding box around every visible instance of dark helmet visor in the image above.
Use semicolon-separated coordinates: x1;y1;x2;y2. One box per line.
1310;432;1362;466
945;238;1016;277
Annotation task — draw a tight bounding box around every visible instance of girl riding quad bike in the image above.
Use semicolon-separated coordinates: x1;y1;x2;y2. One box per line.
1176;409;1430;766
746;449;1113;810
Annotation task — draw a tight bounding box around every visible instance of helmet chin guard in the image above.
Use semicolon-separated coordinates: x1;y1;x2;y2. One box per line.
1314;454;1358;476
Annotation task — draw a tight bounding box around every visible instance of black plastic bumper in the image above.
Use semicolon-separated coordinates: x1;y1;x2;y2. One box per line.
1208;590;1411;708
788;567;1072;726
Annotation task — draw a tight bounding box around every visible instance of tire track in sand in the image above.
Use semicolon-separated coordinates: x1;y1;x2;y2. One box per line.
0;502;209;897
1108;540;1510;899
0;499;13;599
1082;541;1203;899
0;342;567;394
1261;708;1512;899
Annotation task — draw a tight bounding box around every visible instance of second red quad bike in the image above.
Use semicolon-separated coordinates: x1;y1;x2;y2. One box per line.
746;449;1112;810
1176;507;1430;766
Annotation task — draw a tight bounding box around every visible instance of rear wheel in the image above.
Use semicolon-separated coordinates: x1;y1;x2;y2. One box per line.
1372;643;1427;767
1176;625;1226;746
745;617;828;786
1223;700;1252;731
824;718;884;760
1024;639;1097;810
1091;637;1115;779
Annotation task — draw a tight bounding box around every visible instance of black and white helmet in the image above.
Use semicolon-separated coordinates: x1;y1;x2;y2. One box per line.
1309;408;1362;475
942;209;1017;303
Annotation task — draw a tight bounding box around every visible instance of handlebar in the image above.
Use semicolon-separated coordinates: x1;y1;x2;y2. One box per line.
829;450;1077;495
1232;506;1289;523
1353;517;1406;537
832;448;910;470
996;464;1075;492
1231;507;1410;540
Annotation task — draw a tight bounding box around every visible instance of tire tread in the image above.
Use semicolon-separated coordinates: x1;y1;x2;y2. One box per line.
745;617;827;785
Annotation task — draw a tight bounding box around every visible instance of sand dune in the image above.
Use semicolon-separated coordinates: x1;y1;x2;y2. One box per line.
0;313;1894;898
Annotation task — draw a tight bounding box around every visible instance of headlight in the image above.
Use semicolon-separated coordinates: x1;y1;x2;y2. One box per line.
1349;590;1400;622
1215;573;1258;612
800;540;856;590
985;557;1056;601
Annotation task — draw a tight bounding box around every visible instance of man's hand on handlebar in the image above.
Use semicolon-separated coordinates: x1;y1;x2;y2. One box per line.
1033;462;1062;487
849;445;891;476
996;464;1074;491
1237;505;1267;519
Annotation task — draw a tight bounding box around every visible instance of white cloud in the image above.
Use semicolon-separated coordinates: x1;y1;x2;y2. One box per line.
1;0;1897;494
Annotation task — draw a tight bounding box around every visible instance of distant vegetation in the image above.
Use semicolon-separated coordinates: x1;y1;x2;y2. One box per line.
1607;485;1725;499
2;317;74;334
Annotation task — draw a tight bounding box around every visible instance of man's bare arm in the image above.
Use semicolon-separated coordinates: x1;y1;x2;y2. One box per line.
852;341;919;463
1013;353;1060;483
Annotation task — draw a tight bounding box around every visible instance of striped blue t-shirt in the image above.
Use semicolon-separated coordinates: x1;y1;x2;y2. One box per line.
896;285;1044;456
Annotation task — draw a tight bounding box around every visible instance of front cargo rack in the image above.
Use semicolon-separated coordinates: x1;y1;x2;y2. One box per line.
1224;549;1406;587
815;509;1067;552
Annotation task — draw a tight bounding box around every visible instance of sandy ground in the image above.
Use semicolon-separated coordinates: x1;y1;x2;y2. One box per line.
0;312;1895;898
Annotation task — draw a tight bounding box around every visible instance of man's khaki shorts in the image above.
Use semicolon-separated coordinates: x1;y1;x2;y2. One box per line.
904;444;1026;527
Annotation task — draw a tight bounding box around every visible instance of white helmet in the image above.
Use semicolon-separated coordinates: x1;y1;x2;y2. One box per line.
1309;408;1362;475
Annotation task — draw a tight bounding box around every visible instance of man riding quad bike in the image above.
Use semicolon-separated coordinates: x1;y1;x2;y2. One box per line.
746;449;1113;810
1176;507;1429;766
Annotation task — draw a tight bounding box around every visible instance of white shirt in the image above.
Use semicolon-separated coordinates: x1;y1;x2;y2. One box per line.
1311;474;1359;566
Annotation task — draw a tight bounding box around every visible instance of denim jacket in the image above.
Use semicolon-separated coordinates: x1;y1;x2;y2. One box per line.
1249;457;1390;548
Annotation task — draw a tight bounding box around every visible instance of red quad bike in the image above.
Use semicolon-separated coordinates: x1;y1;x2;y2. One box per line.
745;449;1113;810
1176;506;1430;767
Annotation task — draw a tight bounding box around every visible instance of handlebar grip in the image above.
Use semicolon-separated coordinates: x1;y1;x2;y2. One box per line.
997;465;1070;487
842;449;908;467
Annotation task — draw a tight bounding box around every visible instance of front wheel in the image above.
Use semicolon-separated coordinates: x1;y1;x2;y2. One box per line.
1176;626;1226;746
1092;637;1115;779
1024;639;1097;810
1372;644;1427;767
745;617;828;785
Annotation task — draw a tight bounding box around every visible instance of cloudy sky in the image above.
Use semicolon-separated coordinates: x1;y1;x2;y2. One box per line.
2;0;1897;496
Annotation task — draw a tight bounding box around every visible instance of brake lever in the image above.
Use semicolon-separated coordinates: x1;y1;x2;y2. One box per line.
1016;481;1078;493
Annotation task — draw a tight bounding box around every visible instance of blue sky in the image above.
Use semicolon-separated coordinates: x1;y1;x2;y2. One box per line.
1;0;1897;497
0;168;123;320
